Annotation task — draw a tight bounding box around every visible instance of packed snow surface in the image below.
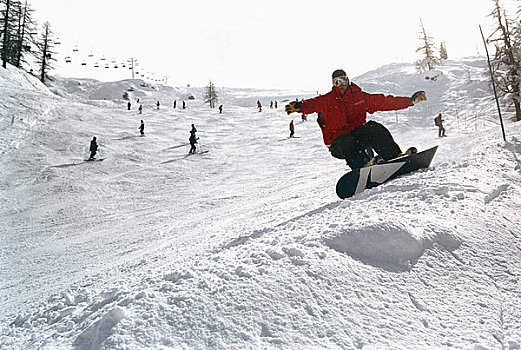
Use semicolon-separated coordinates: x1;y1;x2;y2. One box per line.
1;57;521;349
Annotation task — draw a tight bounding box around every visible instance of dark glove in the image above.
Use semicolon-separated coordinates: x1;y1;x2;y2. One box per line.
411;91;426;104
285;101;303;115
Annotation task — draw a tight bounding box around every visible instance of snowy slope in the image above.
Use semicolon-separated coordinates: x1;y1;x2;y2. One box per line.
1;58;520;350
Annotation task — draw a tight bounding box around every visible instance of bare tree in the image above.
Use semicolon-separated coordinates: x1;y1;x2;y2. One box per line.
488;0;521;121
13;1;37;69
1;0;11;68
35;21;55;83
1;0;36;70
415;18;440;72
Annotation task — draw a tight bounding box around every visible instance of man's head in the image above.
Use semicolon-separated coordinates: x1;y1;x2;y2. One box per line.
332;69;350;93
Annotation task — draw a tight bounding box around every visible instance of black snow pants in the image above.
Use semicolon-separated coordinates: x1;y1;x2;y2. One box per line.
328;121;402;169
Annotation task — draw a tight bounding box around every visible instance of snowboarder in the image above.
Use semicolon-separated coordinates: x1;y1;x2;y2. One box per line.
434;113;446;137
174;100;177;108
139;105;143;114
270;101;274;108
89;136;98;160
285;69;426;170
189;124;198;154
219;105;223;113
289;120;295;138
275;101;278;108
156;101;160;109
139;120;145;136
257;100;262;112
127;101;131;110
183;101;186;109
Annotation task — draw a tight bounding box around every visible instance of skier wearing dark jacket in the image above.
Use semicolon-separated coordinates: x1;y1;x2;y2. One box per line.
189;124;198;154
285;69;426;169
434;113;446;137
89;136;98;159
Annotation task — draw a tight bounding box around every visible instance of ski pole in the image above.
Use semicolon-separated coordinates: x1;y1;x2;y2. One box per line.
479;25;506;142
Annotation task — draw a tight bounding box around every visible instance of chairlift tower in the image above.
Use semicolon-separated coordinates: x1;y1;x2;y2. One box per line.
128;57;138;79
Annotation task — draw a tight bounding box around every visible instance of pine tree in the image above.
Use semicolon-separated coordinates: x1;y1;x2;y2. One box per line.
440;41;448;60
487;0;521;121
415;18;440;73
204;80;219;108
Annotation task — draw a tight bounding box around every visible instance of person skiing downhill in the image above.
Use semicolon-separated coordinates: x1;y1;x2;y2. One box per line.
89;136;98;160
189;124;198;154
139;120;145;136
289;120;295;138
285;69;426;170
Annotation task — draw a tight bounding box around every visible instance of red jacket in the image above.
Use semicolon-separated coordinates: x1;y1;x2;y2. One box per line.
300;84;413;145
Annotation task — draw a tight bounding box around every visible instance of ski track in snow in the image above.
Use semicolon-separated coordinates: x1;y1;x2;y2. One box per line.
1;59;521;349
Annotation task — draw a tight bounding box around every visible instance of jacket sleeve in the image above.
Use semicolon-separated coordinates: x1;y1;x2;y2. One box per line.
300;95;327;115
365;92;413;114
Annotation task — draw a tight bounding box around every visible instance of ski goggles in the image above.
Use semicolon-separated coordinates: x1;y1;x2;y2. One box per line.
333;75;349;86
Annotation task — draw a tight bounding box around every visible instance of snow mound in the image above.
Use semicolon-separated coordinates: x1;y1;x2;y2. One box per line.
324;222;461;270
0;64;50;95
324;223;425;267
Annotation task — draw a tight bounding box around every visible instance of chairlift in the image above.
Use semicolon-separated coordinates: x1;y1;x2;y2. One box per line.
94;63;99;67
114;65;118;68
88;53;94;57
72;47;79;52
101;57;106;61
65;57;71;63
105;65;110;69
81;61;86;66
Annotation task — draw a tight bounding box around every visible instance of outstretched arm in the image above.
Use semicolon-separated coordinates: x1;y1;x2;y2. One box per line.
365;93;414;114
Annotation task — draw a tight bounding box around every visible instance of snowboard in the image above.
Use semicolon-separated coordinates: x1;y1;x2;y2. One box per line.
336;146;438;199
84;157;106;162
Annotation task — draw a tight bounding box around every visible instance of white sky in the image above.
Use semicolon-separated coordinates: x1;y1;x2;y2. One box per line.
30;0;516;89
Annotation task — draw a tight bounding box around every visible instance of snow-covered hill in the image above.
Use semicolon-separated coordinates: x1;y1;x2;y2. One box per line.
1;58;520;350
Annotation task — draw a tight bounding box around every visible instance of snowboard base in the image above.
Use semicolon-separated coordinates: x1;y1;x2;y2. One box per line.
336;146;438;199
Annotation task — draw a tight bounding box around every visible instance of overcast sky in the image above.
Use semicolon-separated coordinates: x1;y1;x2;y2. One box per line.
30;0;515;90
